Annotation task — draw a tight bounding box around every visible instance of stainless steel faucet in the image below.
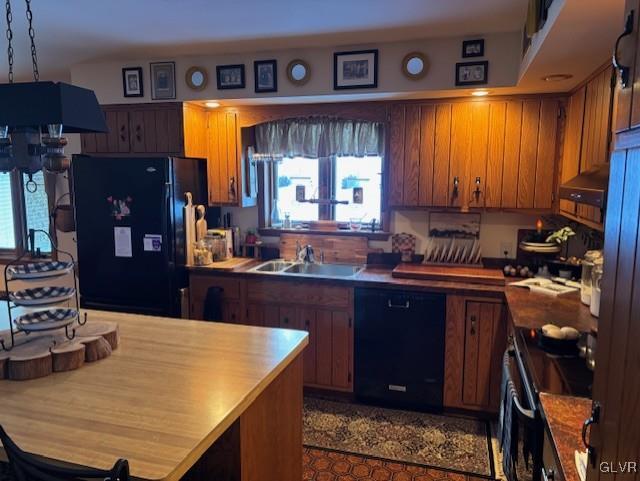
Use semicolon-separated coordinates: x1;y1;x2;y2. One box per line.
298;244;316;263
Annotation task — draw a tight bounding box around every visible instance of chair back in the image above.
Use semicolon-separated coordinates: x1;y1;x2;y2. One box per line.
0;425;130;481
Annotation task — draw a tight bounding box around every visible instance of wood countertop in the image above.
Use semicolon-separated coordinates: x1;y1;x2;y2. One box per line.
188;261;506;296
539;393;592;481
0;310;308;481
505;286;597;333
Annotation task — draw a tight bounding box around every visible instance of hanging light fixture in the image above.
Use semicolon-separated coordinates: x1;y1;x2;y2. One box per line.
0;0;107;180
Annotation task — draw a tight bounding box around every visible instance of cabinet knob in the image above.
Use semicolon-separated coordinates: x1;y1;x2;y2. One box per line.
229;176;237;200
474;177;482;200
305;319;310;327
470;315;477;335
283;317;289;324
452;176;459;195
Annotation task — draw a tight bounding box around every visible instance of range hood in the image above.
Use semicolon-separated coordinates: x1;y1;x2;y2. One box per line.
559;163;609;209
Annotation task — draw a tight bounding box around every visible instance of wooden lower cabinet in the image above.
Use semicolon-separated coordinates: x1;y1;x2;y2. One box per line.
190;275;354;392
444;294;506;412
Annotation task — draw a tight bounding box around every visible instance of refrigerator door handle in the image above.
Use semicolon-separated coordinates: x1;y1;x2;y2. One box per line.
163;181;173;267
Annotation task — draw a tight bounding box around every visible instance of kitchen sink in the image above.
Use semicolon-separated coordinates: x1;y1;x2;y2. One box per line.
283;263;363;278
252;260;295;272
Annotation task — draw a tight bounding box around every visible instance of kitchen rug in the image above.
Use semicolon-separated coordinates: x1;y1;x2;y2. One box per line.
303;397;495;478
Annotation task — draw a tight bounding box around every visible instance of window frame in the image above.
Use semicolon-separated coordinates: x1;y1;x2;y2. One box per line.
0;170;50;261
271;154;383;225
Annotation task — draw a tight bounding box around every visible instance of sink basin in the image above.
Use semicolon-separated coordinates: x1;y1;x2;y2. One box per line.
252;260;295;273
283;263;363;278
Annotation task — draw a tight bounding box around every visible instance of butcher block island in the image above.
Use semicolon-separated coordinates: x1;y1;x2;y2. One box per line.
0;310;308;481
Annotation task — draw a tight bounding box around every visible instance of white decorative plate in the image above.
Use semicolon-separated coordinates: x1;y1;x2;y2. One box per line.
14;308;78;332
9;287;76;306
7;261;74;280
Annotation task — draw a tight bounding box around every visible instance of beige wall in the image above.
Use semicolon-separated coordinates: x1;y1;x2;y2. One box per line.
70;32;521;104
220;205;540;260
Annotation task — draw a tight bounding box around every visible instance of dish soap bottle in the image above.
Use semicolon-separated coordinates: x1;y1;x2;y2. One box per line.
270;199;283;228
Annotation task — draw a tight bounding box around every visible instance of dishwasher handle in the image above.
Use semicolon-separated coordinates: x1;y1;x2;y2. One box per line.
387;299;410;309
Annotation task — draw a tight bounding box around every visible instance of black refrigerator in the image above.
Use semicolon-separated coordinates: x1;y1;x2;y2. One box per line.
72;155;214;317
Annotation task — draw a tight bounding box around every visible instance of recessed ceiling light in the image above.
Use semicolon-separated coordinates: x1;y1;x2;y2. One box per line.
542;74;573;82
205;101;220;108
471;90;489;97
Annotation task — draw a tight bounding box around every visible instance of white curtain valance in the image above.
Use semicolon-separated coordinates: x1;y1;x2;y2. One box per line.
255;117;385;158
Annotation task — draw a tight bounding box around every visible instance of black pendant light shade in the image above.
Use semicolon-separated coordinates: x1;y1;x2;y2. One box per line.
0;81;107;133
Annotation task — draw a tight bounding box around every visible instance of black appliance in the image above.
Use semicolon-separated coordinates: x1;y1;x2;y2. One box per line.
72;155;215;317
354;288;446;409
500;327;594;481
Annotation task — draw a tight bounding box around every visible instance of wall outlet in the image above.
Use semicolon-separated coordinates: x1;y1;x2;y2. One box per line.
500;241;514;259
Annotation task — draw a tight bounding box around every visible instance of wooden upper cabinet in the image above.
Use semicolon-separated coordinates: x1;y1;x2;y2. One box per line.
207;110;240;206
559;64;614;227
81;102;207;158
388;97;562;210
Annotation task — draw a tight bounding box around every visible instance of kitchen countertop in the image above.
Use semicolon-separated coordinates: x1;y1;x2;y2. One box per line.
0;309;308;480
539;393;592;481
189;260;506;296
505;286;597;333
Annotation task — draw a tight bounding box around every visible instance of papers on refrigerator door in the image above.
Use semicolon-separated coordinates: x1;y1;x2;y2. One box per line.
114;227;133;258
143;234;162;252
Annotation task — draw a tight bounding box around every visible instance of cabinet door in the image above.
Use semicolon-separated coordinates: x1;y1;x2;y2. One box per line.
462;301;505;409
619;0;640;131
278;306;296;329
577;67;614;224
467;102;490;208
560;86;587;216
224;301;242;324
388;104;406;206
207;111;239;205
129;110;146;153
296;307;317;385
449;103;472;208
315;309;353;390
246;303;265;326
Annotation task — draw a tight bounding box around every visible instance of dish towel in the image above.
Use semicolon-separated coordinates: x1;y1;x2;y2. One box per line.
203;286;224;321
575;450;588;481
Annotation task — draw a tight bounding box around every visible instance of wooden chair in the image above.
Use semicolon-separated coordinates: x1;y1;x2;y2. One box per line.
0;425;130;481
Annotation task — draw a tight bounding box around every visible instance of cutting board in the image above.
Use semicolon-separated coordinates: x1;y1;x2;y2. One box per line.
201;257;255;271
392;264;505;286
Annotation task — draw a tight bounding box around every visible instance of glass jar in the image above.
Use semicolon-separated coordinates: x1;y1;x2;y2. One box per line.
193;240;213;266
208;237;228;262
590;258;603;317
581;250;602;305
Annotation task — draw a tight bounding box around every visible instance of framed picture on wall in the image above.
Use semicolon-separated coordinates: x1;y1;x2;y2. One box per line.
122;67;143;98
462;39;485;58
254;59;277;93
333;49;378;90
150;62;176;100
217;64;246;90
455;61;488;86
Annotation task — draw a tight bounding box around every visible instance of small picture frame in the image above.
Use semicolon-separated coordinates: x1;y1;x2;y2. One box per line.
462;39;485;58
217;64;246;90
334;49;378;90
254;60;277;93
122;67;143;98
455;61;489;86
150;62;175;100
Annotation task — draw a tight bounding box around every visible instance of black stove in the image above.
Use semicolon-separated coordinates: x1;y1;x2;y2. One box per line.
514;326;593;399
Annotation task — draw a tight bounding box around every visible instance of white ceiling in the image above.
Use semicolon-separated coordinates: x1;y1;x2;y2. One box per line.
2;0;527;80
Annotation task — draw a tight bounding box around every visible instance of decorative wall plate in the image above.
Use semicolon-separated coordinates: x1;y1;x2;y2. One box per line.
9;287;76;306
286;59;311;86
185;66;208;91
402;52;428;80
15;308;78;332
7;261;73;280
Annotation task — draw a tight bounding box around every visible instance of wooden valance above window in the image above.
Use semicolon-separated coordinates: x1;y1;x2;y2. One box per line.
254;117;385;158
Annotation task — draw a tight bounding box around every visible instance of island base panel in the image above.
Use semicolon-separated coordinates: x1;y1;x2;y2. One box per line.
182;354;303;481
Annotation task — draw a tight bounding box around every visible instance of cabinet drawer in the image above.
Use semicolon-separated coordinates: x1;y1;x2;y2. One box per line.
246;279;351;308
190;274;242;301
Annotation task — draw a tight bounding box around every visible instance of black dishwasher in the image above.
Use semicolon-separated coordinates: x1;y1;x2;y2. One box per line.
354;288;446;410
